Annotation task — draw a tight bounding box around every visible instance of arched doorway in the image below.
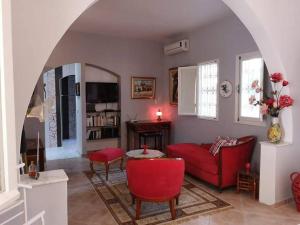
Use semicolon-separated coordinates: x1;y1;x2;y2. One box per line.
10;0;294;150
2;0;298;216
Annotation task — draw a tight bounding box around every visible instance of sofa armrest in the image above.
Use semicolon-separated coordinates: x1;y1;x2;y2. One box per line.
219;147;251;173
218;139;255;188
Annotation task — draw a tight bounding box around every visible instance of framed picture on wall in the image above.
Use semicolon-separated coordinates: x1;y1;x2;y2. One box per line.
169;67;178;105
131;77;156;99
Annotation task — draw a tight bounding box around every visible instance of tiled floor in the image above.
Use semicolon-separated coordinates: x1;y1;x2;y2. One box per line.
47;157;300;225
46;139;81;160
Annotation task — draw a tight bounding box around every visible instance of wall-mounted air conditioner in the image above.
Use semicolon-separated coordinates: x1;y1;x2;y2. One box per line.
164;39;189;56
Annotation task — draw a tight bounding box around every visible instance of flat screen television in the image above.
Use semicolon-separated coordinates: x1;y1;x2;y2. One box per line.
86;82;119;103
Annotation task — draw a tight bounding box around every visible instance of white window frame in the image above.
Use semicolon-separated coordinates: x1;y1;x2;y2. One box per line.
197;59;219;121
235;51;266;126
0;0;20;211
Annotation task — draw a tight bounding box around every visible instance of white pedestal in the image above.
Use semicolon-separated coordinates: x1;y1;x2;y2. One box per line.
20;169;69;225
259;141;293;205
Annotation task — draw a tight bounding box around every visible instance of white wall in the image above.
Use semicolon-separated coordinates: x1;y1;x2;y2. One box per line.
164;15;266;170
11;0;96;152
46;31;164;150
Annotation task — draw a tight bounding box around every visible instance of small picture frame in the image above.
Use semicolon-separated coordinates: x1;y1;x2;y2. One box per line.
131;77;156;99
169;67;178;105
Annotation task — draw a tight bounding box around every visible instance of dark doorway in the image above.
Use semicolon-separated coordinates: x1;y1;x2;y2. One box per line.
60;75;76;140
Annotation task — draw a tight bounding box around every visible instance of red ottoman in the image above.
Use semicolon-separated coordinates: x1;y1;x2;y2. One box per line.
88;148;124;180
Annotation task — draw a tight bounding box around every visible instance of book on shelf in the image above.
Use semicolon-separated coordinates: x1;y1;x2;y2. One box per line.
87;114;119;127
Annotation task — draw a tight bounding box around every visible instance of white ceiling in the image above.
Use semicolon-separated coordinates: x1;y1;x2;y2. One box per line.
70;0;232;42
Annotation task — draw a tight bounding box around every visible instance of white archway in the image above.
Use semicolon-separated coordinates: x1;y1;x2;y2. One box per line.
11;0;297;149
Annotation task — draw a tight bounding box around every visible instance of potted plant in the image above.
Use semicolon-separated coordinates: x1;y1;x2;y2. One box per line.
250;73;294;143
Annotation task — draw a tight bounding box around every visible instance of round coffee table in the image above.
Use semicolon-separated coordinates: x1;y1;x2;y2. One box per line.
126;149;165;159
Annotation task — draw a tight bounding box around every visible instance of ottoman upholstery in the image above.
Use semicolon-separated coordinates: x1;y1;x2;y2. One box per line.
88;148;124;180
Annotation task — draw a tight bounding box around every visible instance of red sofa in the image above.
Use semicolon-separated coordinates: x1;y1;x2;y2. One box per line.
167;136;256;191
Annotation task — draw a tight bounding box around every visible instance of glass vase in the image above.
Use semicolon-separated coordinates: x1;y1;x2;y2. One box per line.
267;117;282;144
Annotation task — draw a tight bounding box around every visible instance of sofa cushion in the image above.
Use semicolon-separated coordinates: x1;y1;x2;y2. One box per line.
209;136;238;156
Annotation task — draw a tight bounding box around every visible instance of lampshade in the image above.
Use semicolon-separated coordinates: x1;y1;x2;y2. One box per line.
27;95;55;122
27;104;44;122
156;109;162;121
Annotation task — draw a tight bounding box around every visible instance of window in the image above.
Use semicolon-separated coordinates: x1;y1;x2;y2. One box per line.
178;60;219;120
236;52;264;125
198;61;219;119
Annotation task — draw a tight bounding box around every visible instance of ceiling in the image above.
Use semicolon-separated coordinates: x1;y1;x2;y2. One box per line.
70;0;233;42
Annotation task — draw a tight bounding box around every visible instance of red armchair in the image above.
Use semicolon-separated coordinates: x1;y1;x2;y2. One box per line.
167;136;256;191
126;158;185;220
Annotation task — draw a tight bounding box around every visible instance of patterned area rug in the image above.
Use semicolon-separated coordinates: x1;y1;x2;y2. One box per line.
84;169;232;225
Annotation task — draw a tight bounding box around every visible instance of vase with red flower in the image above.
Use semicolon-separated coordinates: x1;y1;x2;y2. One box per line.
268;116;282;143
250;72;294;144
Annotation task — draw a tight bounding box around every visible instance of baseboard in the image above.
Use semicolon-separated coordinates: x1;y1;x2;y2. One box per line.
271;197;293;208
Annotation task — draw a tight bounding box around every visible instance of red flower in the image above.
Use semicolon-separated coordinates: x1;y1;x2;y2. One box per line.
270;73;283;83
264;98;275;106
282;80;289;86
279;95;294;108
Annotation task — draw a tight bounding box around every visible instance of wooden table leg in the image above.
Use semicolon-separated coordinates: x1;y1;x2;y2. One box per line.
105;162;109;181
136;199;141;220
236;172;240;193
169;198;176;220
120;157;124;171
90;161;95;174
253;179;256;199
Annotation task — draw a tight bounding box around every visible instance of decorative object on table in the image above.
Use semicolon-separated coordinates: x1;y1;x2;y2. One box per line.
142;145;149;155
219;80;232;98
25;138;45;171
131;76;156;99
85;168;232;225
169;67;178;105
290;172;300;212
250;73;294;143
237;170;259;199
156;109;162;121
28;161;39;180
245;162;251;174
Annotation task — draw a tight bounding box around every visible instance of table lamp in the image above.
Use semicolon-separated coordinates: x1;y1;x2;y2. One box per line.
156;109;162;121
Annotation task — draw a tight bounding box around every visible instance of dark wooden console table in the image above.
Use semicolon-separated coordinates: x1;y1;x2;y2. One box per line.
126;120;171;151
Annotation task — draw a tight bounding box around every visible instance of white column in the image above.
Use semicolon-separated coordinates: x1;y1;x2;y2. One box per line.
259;142;294;205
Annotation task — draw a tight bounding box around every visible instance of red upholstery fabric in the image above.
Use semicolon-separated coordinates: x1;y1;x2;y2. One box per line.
88;148;124;162
167;136;256;189
126;159;185;201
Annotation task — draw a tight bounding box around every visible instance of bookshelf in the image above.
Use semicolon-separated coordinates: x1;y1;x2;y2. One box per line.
86;110;120;141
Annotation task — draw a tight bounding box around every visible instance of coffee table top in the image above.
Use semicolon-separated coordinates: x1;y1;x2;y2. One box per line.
126;149;165;159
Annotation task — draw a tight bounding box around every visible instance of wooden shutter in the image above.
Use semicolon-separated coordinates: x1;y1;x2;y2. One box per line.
178;66;198;115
